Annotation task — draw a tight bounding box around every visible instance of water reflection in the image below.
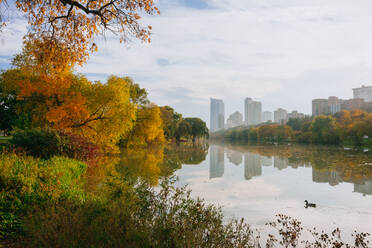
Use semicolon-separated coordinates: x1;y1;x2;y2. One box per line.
117;144;209;185
208;143;372;195
244;153;262;180
209;145;224;179
226;150;243;166
354;181;372;196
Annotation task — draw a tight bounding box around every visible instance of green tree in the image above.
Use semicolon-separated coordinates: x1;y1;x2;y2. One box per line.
184;117;208;143
159;106;182;140
311;116;340;144
175;120;191;142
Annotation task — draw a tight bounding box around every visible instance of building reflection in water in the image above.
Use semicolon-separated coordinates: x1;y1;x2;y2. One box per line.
226;150;243;166
312;169;342;186
209;145;224;179
274;156;288;170
208;145;372;196
261;156;273;167
244;152;262;180
354;181;372;196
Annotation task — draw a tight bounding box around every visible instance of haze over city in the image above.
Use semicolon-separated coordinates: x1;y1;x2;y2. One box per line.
3;0;372;127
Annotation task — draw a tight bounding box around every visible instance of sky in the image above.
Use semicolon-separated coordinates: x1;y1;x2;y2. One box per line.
2;0;372;127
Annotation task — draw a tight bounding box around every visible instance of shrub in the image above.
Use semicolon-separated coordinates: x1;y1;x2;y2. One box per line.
9;129;101;162
57;130;101;163
10;128;61;159
22;177;254;247
0;153;87;239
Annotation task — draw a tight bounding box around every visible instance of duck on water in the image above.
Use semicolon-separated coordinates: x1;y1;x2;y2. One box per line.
304;200;316;208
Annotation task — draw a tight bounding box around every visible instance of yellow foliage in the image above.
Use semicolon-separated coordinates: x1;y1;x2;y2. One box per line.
5;0;160;65
125;104;165;148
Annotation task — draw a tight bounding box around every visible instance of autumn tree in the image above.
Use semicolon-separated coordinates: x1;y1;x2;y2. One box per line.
1;0;160;64
123;104;165;148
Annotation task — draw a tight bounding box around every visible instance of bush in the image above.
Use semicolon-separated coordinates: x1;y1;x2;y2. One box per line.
10;129;61;159
22;177;253;247
0;153;87;239
10;129;101;162
57;130;101;163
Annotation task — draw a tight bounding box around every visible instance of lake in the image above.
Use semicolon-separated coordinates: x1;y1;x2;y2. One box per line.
120;143;372;240
173;143;372;239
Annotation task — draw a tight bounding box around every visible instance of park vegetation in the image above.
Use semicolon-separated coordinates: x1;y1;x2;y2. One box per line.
211;110;372;147
0;1;371;247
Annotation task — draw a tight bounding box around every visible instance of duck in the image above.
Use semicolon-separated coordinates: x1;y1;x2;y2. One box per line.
304;200;316;208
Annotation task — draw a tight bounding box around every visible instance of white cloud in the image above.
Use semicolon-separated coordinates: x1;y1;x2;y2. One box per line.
2;0;372;126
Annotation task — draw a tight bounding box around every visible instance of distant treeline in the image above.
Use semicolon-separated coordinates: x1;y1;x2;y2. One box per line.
210;109;372;147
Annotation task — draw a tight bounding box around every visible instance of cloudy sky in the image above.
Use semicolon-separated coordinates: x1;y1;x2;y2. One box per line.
2;0;372;127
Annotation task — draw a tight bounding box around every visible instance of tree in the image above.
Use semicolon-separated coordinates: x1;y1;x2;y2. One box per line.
311;116;340;144
123;104;165;148
175;120;191;142
160;106;182;140
126;77;149;105
1;0;160;64
184;117;208;143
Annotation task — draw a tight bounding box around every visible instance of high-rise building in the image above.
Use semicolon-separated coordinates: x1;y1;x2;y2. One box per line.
210;98;225;132
353;85;372;102
287;110;305;120
226;111;243;129
312;95;371;116
274;108;287;124
261;111;273;123
312;99;329;116
341;98;366;111
244;98;262;125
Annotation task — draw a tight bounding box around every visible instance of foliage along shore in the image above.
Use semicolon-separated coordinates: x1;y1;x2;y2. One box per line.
210;110;372;148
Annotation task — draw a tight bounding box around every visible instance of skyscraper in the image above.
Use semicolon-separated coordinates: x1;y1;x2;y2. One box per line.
353;85;372;102
210;98;225;132
261;111;273;123
244;98;262;125
312;99;329;116
274;108;287;124
226;111;243;129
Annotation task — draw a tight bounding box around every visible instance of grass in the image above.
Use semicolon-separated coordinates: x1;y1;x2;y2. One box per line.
0;136;12;144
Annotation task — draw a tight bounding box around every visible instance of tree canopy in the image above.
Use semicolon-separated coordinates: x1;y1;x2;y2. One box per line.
0;0;160;64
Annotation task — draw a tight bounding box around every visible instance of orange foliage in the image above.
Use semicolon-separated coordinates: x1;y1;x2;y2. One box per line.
6;0;160;64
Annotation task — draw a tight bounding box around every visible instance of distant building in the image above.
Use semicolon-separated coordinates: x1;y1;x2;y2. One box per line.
262;111;273;123
312;95;372;116
341;98;366;111
353;85;372;102
226;111;243;129
210;98;225;132
312;99;329;116
244;98;262;125
274;108;287;124
328;96;343;115
287;110;305;120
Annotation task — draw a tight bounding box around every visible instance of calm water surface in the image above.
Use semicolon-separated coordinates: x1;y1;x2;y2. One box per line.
171;143;372;236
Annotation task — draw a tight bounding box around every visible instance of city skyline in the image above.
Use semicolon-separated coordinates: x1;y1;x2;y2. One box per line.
212;84;371;130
